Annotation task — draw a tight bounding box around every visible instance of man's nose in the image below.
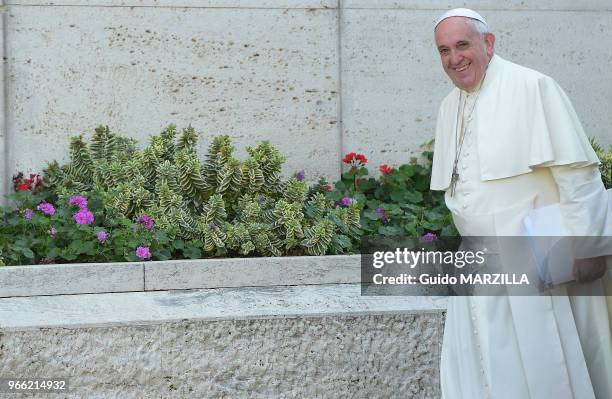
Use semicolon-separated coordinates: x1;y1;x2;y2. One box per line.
449;50;462;66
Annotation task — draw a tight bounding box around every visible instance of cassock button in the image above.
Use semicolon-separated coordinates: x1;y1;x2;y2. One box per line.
462;204;468;209
461;164;467;170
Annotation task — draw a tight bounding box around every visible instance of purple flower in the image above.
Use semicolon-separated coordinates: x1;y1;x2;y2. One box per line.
295;170;305;181
135;246;152;260
69;195;88;210
48;227;58;237
341;196;353;206
375;207;389;223
97;231;107;243
74;209;94;225
209;223;217;231
420;233;438;243
37;201;56;216
136;214;154;230
24;208;33;220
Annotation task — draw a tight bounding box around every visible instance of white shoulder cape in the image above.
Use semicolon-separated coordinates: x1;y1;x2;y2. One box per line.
430;54;599;191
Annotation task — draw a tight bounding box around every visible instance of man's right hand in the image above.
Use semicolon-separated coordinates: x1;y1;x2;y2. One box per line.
573;256;607;283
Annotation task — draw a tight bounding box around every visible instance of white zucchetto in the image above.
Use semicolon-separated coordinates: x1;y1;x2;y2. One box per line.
434;8;488;30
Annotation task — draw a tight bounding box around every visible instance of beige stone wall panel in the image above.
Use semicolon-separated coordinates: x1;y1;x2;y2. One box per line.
5;5;341;181
0;313;444;398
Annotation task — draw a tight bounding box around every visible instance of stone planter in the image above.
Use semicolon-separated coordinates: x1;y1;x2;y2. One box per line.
0;255;447;398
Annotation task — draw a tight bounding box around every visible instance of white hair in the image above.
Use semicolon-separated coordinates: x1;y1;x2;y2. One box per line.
466;18;489;38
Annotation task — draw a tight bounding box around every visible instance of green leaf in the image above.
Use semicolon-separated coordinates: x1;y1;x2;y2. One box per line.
334;181;346;191
340;172;354;181
20;248;35;259
357;167;369;176
332;234;352;249
378;226;401;236
405;190;423;203
155;249;172;261
398;164;416;177
390;189;405;202
155;231;169;244
364;211;380;221
183;246;202;259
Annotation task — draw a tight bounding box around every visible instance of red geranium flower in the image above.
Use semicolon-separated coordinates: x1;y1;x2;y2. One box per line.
379;164;392;174
13;172;43;192
342;152;368;167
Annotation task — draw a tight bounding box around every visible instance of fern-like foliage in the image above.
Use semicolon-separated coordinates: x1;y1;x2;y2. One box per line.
241;159;265;193
90;125;114;162
590;137;612;189
43;125;361;256
246;141;285;191
69;136;93;186
175;149;208;202
177;125;198;154
301;219;335;256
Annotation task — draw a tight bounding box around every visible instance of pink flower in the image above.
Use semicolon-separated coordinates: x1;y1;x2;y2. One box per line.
69;195;88;210
24;209;33;220
97;231;107;243
341;196;353;206
135;246;151;260
323;184;333;192
74;209;94;225
375;207;389;223
37;202;56;216
136;214;154;230
420;233;438;243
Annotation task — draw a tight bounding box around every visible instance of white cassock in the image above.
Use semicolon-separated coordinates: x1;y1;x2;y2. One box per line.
431;54;612;398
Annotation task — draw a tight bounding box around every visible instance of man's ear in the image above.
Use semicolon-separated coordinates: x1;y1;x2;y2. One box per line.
484;33;496;57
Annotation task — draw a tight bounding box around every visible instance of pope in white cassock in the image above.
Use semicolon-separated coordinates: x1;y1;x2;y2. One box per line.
430;8;612;399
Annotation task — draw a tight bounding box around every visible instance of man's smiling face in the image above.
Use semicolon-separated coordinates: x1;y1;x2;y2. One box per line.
435;17;495;91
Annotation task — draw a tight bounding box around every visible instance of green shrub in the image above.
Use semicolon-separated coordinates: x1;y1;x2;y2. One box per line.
0;125;361;265
590;137;612;189
322;142;458;238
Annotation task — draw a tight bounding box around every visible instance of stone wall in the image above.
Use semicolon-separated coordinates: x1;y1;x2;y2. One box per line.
1;313;445;398
0;284;448;398
2;0;611;201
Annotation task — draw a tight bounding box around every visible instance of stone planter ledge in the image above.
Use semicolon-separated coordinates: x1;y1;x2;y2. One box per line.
0;255;361;298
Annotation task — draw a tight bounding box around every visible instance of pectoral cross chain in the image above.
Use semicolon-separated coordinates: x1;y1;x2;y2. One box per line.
450;160;459;197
